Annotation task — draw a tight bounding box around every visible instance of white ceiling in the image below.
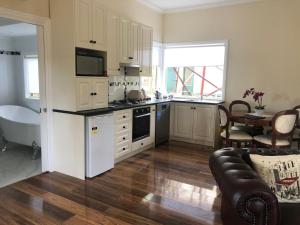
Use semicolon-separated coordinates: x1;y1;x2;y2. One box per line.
137;0;260;13
0;23;36;37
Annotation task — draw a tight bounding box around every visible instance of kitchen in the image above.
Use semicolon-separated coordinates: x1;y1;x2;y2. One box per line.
50;0;224;180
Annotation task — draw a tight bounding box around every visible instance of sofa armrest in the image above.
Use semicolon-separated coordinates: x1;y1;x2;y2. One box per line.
209;149;280;225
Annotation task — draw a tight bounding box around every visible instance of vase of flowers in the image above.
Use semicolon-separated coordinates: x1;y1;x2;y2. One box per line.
243;88;265;115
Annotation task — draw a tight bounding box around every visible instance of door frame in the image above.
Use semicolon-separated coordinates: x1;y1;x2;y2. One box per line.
0;7;53;172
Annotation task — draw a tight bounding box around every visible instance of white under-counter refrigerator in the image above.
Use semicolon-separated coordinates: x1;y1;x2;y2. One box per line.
85;113;114;178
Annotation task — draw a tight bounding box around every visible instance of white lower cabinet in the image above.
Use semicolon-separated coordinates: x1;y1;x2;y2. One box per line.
114;105;156;161
171;103;217;147
113;109;132;158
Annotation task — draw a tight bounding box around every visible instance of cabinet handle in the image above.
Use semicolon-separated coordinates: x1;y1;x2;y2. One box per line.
123;116;126;118
123;126;126;129
141;143;144;146
90;93;94;96
123;137;126;140
122;147;126;151
93;41;97;44
128;57;133;60
89;40;93;43
140;70;143;73
118;68;121;71
94;92;97;96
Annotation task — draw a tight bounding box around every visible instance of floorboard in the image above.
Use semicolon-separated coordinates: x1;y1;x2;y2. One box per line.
0;141;222;225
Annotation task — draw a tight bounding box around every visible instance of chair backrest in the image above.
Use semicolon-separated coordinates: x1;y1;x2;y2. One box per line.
218;105;230;129
229;100;251;113
272;110;299;136
293;105;300;128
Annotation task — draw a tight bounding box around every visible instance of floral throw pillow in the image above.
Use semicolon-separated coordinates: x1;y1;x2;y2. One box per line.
250;154;300;203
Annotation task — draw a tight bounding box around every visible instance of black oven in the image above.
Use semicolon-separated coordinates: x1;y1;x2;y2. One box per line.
132;107;151;142
76;48;106;77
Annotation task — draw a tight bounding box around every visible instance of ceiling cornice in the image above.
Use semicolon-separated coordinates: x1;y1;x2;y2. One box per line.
137;0;261;14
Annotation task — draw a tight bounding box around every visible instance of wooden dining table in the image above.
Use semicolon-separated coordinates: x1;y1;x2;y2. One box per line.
230;112;274;127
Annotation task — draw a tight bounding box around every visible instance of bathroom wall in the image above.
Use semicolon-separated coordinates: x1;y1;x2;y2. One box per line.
109;76;140;102
0;37;17;105
0;35;39;111
13;35;39;112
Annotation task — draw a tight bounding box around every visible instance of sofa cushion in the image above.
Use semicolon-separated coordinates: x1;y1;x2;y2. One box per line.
250;154;300;203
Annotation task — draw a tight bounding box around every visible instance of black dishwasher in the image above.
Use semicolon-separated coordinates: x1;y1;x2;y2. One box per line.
155;103;170;146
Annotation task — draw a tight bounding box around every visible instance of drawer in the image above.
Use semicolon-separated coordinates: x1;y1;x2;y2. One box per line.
115;132;131;145
114;110;132;123
115;121;131;134
132;136;153;152
115;141;131;155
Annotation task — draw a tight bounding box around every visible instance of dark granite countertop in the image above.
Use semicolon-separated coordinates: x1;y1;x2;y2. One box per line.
53;99;224;117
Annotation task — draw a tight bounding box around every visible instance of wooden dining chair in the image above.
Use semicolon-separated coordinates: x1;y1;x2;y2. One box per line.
229;100;262;135
254;109;299;149
292;105;300;149
218;105;253;147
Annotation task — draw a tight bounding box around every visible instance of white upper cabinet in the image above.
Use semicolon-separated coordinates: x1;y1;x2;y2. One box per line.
76;77;108;111
92;78;108;109
75;0;93;49
107;11;120;75
140;25;153;76
75;0;106;51
119;18;130;64
92;1;106;51
129;22;140;65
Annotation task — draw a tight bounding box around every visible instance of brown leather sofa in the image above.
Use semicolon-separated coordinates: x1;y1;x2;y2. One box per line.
209;148;300;225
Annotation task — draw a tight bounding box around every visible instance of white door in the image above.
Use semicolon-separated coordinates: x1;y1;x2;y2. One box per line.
107;11;120;75
129;22;140;65
75;0;93;49
92;78;108;109
193;106;215;142
140;25;153;76
119;17;130;63
76;78;92;111
92;1;106;51
173;104;194;138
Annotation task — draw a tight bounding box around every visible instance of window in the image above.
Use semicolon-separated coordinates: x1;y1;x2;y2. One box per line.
24;55;40;99
163;42;227;100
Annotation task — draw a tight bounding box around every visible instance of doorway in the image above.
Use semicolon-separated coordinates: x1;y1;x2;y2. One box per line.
0;16;48;187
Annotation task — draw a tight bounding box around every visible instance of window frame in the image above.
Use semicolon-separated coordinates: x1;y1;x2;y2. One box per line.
23;54;40;100
162;41;229;101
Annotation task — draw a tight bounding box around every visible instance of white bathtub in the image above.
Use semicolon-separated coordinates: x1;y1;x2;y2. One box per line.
0;105;41;147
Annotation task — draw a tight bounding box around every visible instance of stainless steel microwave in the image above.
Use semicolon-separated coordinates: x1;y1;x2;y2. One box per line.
76;48;107;77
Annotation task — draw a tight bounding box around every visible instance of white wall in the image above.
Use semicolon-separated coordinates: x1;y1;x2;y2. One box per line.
0;0;50;18
13;35;39;111
163;0;300;112
0;37;17;105
0;35;39;111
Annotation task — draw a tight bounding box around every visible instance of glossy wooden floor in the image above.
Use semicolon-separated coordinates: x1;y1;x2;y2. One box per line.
0;141;222;225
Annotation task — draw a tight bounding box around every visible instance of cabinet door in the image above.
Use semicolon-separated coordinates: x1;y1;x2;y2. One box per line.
119;18;130;63
140;26;153;76
75;0;93;49
92;1;106;51
76;78;92;111
107;11;120;75
129;22;140;65
193;105;215;142
173;104;194;138
92;78;108;109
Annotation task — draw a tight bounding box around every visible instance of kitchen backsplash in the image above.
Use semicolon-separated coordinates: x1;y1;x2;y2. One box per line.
109;76;140;102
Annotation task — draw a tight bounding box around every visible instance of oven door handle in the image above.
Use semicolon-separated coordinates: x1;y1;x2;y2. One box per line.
134;113;151;118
